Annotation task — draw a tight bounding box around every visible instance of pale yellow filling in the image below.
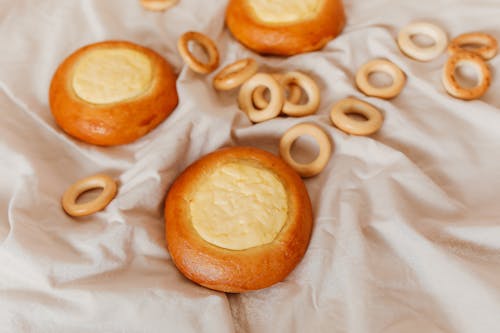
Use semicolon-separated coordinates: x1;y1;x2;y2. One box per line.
190;163;288;251
72;48;153;104
247;0;323;24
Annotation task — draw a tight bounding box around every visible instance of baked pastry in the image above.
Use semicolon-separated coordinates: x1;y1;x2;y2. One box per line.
49;41;178;146
225;0;346;56
164;147;313;292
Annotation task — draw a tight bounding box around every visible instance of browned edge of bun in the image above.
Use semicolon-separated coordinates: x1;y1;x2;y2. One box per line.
164;146;313;292
225;0;346;56
49;40;179;146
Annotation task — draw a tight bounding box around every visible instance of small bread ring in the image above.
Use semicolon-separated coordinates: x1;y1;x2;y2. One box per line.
441;51;491;100
355;59;406;99
62;174;117;217
213;58;259;91
448;32;498;60
397;22;448;61
280;71;321;117
238;73;284;123
279;123;332;178
330;98;383;136
140;0;179;11
177;31;219;74
252;73;302;109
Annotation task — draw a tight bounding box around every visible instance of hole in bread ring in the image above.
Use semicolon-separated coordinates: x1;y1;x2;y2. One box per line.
280;71;321;117
238;73;284;123
441;51;491;100
279;123;332;178
330;97;383;136
252;73;302;109
140;0;179;11
61;174;117;217
355;59;406;99
397;22;448;61
448;32;498;61
177;31;219;74
213;58;259;91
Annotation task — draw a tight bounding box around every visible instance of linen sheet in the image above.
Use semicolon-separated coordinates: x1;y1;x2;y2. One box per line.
1;0;500;332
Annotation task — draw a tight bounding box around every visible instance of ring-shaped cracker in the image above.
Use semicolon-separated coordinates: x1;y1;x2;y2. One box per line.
441;51;491;100
252;73;302;110
213;58;259;91
280;71;321;117
397;22;448;61
279;123;332;178
330;97;383;136
448;32;498;61
238;73;284;123
177;31;220;74
62;174;117;217
355;59;406;99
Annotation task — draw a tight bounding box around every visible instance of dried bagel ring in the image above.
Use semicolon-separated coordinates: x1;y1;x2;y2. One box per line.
330;97;383;136
177;31;219;74
213;58;259;91
279;123;332;178
355;59;406;99
397;22;448;61
441;51;491;100
280;71;321;117
62;174;117;217
448;32;498;60
140;0;179;11
238;73;284;123
252;73;302;109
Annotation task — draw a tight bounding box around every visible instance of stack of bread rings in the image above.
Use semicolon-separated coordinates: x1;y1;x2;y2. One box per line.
397;21;497;100
237;70;321;122
443;32;496;100
177;31;322;122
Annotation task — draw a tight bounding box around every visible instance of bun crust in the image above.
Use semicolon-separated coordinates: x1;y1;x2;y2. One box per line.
164;147;313;292
49;41;178;146
225;0;346;56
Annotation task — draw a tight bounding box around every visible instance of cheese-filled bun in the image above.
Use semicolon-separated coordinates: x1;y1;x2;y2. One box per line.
226;0;346;56
164;147;313;292
49;41;178;146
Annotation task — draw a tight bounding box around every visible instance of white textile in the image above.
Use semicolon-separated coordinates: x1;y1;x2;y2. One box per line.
1;0;500;332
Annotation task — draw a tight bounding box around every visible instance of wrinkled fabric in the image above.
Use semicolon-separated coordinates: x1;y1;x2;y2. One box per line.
1;0;500;332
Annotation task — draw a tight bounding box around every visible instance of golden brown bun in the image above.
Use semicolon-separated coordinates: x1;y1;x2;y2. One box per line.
49;41;178;146
225;0;346;56
164;147;313;293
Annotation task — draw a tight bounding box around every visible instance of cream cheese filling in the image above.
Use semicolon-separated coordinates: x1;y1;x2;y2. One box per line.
72;48;153;104
190;163;288;251
247;0;323;24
